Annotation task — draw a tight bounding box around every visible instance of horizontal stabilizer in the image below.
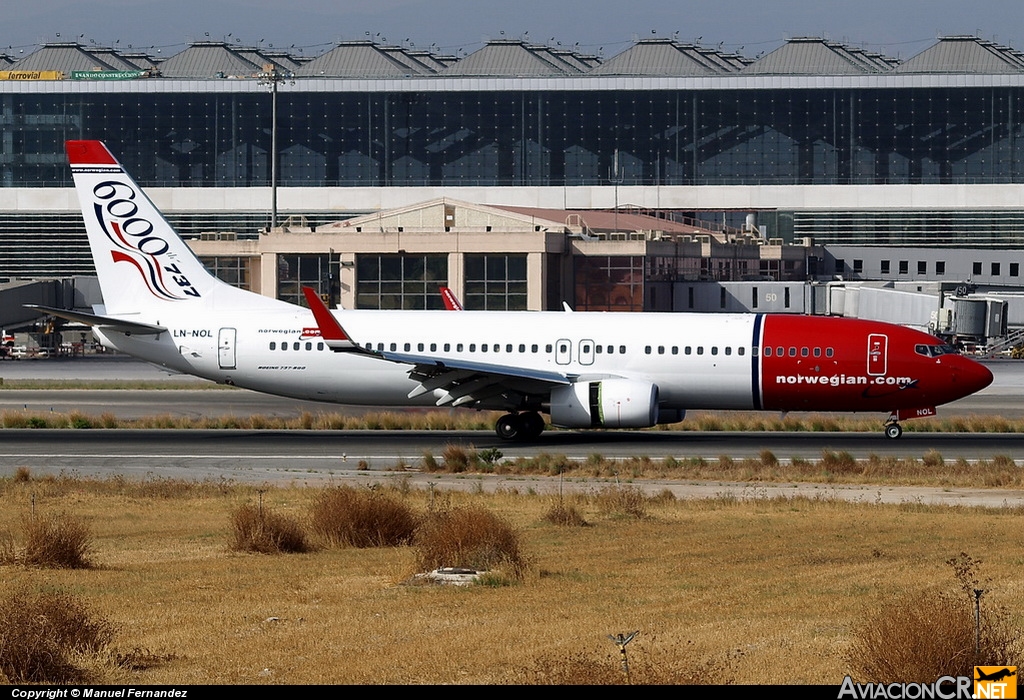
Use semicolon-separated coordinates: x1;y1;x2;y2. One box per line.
25;304;167;335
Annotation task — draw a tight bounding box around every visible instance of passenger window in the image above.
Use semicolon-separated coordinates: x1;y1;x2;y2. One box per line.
671;346;678;355
813;347;821;357
645;346;652;354
519;344;526;353
403;343;411;351
482;344;488;352
443;343;450;352
711;346;718;356
318;343;324;351
777;346;784;356
685;346;691;355
764;346;771;357
619;346;626;354
507;344;513;353
430;343;436;352
417;343;424;352
269;342;276;350
457;343;463;352
696;346;704;355
826;348;834;357
546;344;553;353
801;347;808;357
282;343;288;351
741;347;747;356
531;344;538;353
789;347;796;357
293;342;300;351
469;344;476;352
657;346;664;355
724;347;731;356
390;343;397;351
596;345;603;354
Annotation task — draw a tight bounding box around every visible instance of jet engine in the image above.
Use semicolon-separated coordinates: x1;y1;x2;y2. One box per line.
549;379;659;429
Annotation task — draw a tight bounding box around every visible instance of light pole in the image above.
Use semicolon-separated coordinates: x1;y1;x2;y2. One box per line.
257;65;293;232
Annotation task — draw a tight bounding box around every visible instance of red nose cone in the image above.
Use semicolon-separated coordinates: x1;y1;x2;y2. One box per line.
950;356;991;399
963;359;994;395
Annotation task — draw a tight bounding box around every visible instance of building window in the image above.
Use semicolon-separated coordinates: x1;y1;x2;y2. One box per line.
899;260;908;275
356;254;448;309
853;260;863;274
574;256;644;311
881;260;890;274
277;254;334;307
1011;263;1019;277
992;262;1001;276
464;254;528;310
936;261;946;276
973;262;983;275
200;256;252;290
917;261;927;275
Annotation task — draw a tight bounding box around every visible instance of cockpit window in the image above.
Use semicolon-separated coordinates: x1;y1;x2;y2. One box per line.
914;343;957;358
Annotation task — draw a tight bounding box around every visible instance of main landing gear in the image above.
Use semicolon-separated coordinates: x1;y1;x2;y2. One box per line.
495;411;545;441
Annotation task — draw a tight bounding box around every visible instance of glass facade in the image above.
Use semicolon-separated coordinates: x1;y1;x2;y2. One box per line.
277;254;336;307
574;256;645;311
3;84;1023;188
463;254;528;310
355;254;448;309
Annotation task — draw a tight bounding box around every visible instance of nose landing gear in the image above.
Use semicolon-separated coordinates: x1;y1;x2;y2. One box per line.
884;422;903;439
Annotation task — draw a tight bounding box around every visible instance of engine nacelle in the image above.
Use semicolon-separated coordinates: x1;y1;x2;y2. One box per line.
549;379;659;429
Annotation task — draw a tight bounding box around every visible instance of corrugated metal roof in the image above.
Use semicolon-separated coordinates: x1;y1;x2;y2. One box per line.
895;36;1024;73
84;48;141;71
295;41;435;77
13;43;118;73
743;37;897;74
441;40;587;76
156;42;260;78
590;39;747;75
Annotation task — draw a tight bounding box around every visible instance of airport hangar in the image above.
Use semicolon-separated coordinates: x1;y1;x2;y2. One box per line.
2;35;1024;347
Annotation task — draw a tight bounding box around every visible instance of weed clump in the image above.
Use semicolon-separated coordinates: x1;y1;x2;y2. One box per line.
595;485;648;519
309;485;418;547
543;501;589;527
230;503;310;554
20;513;93;569
415;505;525;579
0;589;114;683
847;553;1019;680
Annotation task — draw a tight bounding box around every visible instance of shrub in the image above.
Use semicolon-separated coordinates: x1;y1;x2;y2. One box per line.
595;485;647;519
309;485;417;548
0;589;114;683
21;513;93;569
543;502;589;527
845;590;1018;680
415;506;525;579
230;503;310;554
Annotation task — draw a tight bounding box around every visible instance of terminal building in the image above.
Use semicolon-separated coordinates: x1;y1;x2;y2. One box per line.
2;34;1024;344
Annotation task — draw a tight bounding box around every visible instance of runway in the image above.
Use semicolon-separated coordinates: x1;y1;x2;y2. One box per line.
2;355;1024;506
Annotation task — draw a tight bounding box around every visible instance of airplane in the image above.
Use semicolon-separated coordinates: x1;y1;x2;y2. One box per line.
31;140;994;442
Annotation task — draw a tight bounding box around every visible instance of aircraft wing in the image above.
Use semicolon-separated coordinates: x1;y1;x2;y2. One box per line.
25;305;167;336
301;287;576;407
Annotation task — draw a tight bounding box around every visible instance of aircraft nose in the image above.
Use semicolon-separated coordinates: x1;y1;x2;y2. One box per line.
956;357;993;396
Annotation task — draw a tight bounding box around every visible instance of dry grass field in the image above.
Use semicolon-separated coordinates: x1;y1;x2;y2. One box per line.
0;471;1021;684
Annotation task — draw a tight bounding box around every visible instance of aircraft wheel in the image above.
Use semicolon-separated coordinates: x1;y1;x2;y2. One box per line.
520;412;545;439
884;423;903;439
495;413;522;441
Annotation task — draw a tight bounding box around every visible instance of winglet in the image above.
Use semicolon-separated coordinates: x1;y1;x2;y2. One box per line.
439;286;463;311
302;287;360;351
